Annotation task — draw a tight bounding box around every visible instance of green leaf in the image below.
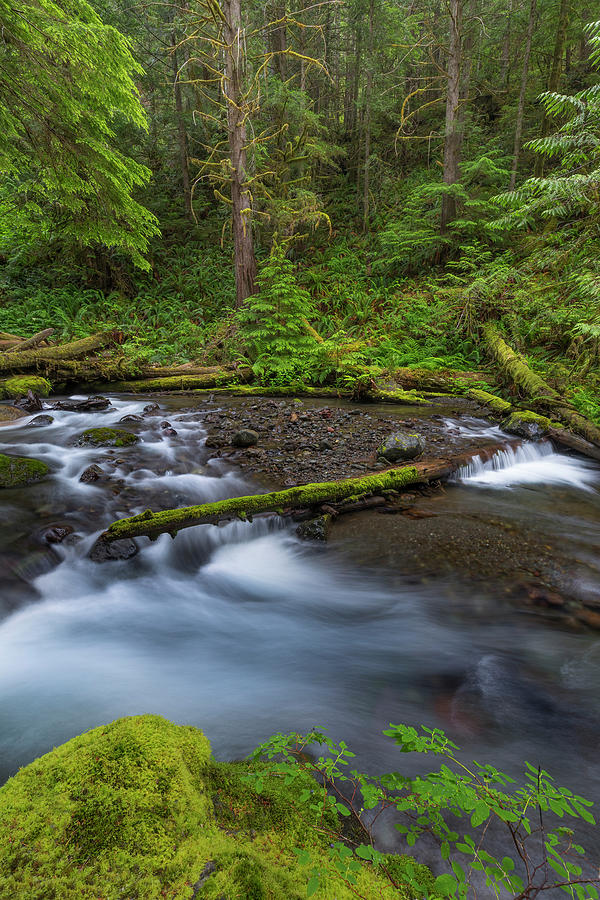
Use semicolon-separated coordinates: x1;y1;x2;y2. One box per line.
433;873;458;896
306;874;320;897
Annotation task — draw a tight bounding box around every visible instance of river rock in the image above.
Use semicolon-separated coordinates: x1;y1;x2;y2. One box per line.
0;405;27;425
296;514;331;542
14;390;44;413
79;463;105;483
0;453;49;488
119;414;143;424
54;396;111;412
502;413;549;441
43;524;75;544
377;430;425;462
89;538;139;562
232;428;259;448
143;403;160;415
77;428;139;448
29;414;54;427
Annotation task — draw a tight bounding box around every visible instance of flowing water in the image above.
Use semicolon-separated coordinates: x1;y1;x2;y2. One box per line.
1;394;600;871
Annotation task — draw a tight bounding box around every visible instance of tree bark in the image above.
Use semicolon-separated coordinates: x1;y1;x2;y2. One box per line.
223;0;257;306
499;0;514;89
510;0;537;190
362;0;375;231
170;28;193;221
440;0;463;233
0;333;116;373
534;0;569;177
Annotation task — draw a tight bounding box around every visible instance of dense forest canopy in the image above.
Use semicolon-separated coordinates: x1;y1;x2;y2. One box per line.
0;0;599;412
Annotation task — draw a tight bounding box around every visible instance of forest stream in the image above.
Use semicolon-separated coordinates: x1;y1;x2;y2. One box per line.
1;392;600;864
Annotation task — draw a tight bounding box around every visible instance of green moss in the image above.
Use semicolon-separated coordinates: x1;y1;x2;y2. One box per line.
77;427;139;447
103;465;422;543
0;453;49;488
107;372;240;392
467;389;512;414
0;715;425;899
505;410;553;429
0;376;52;399
372;389;431;406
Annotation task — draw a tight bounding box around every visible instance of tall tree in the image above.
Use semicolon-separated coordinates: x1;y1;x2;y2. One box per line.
0;0;158;266
440;0;463;232
510;0;537;189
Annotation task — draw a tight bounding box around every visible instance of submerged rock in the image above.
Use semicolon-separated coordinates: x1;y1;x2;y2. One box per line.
77;428;139;448
43;524;75;544
119;414;143;424
54;396;111;412
377;430;425;462
79;463;105;483
0;714;431;899
0;405;27;425
0;375;51;400
89;537;139;562
232;428;259;448
29;414;54;427
0;453;49;488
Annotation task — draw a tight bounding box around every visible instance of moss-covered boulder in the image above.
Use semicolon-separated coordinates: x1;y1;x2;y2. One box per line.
0;715;429;899
0;453;49;488
377;430;425;462
0;376;52;399
77;427;139;448
503;410;553;441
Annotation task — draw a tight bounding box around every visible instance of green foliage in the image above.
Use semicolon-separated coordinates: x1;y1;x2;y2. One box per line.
236;244;324;382
249;725;600;900
0;0;159;266
0;715;421;899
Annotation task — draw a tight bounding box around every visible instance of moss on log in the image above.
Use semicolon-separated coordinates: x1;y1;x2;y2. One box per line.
0;715;425;899
0;333;116;373
482;324;600;447
98;447;509;546
105;368;253;393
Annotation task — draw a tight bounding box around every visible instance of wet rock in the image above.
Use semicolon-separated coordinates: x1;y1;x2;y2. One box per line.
0;375;51;400
296;514;331;542
161;421;178;436
29;414;54;427
232;428;259;448
54;396;111;412
79;464;105;483
89;538;139;562
377;431;425;462
14;390;44;413
10;548;59;580
143;403;160;415
0;453;49;488
0;405;27;425
77;428;139;448
503;413;549;441
318;439;333;451
119;414;144;424
43;524;75;544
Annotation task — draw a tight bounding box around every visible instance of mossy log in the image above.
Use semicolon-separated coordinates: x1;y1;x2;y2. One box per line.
467;388;600;462
12;327;55;351
193;383;432;405
98;445;513;546
105;368;253;393
482;324;600;447
0;332;116;373
390;367;493;393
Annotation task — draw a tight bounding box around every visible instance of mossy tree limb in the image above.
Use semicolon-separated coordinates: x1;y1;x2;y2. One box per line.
98;446;515;546
0;333;116;373
482;324;600;447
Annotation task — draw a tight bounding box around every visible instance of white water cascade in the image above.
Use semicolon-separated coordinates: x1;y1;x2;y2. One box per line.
454;439;599;490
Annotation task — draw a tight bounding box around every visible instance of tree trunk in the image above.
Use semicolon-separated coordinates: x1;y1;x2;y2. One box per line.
510;0;536;190
362;0;375;231
440;0;463;233
223;0;257;306
170;30;193;221
534;0;569;177
499;0;514;88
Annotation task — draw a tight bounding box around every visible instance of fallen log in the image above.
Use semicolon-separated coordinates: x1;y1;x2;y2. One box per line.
96;442;516;546
467;388;600;462
105;369;253;393
0;333;116;374
192;384;433;405
481;324;600;447
0;331;24;341
12;328;55;351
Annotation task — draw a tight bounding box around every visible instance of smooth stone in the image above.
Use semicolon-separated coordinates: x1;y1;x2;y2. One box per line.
232;428;259;448
54;396;110;412
0;405;27;425
89;538;139;562
377;431;425;462
79;464;105;483
29;414;54;427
